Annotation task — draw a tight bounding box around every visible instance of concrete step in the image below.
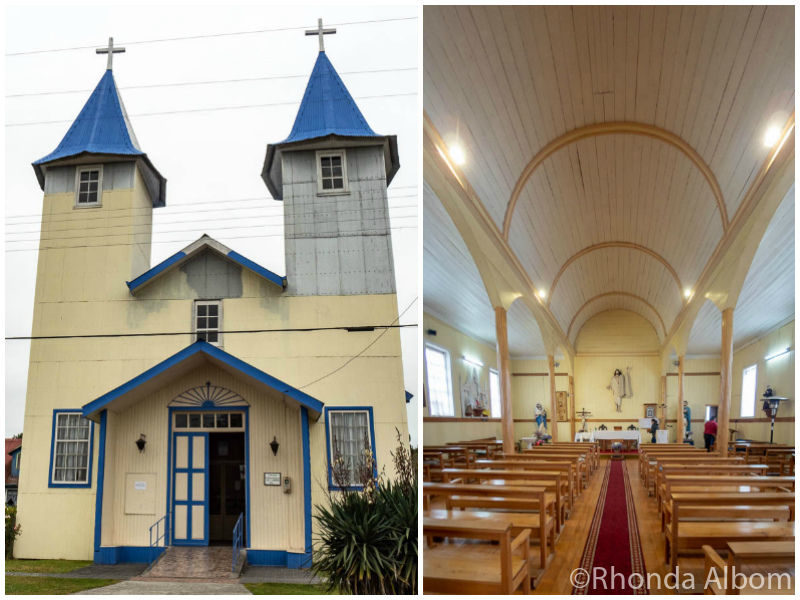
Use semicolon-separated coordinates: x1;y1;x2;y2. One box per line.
141;546;243;580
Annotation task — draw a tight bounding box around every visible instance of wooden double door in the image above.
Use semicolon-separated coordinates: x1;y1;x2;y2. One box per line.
208;432;246;544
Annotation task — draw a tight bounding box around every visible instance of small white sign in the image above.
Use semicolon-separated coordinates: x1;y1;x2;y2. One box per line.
264;472;281;486
134;481;147;490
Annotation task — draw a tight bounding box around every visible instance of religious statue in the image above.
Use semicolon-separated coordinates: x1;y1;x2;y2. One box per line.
605;367;631;413
576;407;592;433
535;402;548;435
682;401;691;440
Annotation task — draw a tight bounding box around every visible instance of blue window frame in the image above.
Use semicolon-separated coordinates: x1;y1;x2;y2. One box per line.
324;407;377;491
10;449;20;477
48;409;94;488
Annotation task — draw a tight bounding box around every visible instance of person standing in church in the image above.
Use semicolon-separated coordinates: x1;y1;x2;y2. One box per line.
649;418;659;443
703;416;718;452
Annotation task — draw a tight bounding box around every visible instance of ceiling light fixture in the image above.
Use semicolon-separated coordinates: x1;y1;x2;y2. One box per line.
683;288;693;299
537;289;547;300
462;355;484;368
449;143;466;166
763;125;782;148
765;347;792;361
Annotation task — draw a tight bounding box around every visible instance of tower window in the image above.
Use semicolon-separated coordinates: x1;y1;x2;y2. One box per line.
316;150;348;194
49;410;93;487
75;165;103;206
194;300;222;345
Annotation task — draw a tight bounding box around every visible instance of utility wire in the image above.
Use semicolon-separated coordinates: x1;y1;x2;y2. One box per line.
5;322;417;341
5;186;418;222
6;16;418;56
5;226;418;253
6;212;418;244
6;66;417;98
298;297;417;390
5;201;418;234
6;92;416;127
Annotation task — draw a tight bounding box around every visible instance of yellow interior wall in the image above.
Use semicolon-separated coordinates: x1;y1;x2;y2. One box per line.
573;310;661;434
510;359;571;441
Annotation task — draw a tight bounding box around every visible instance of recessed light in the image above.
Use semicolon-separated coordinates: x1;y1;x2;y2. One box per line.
684;289;693;299
449;144;466;166
537;289;547;300
763;125;782;148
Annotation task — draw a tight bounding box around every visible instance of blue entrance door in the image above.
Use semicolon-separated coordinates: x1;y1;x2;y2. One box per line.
172;433;209;545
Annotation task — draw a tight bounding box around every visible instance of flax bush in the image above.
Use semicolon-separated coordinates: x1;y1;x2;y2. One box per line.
312;429;417;594
6;505;21;558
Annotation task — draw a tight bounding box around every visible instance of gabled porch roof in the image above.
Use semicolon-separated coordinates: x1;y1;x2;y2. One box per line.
81;341;323;421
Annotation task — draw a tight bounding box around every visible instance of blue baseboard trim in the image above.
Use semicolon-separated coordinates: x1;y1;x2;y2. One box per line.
246;549;312;568
94;546;165;564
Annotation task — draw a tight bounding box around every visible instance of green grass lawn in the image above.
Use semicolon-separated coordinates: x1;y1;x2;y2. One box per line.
5;576;118;595
244;582;333;595
5;559;94;574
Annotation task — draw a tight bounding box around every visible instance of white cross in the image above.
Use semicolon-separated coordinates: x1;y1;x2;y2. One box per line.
96;37;125;70
305;18;336;52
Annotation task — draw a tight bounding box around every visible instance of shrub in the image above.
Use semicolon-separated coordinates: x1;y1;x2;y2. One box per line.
6;505;21;558
312;430;417;594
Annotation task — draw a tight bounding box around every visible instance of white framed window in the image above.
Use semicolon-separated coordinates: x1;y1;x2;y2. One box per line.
194;300;221;345
174;411;244;431
489;369;501;417
326;408;374;489
740;364;758;417
50;412;92;486
425;344;454;416
316;150;348;194
75;165;103;206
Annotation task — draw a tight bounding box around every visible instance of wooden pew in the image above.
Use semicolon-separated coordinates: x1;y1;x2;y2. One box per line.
655;463;767;502
441;467;568;531
535;442;600;471
423;518;532;594
474;459;576;506
703;541;795;595
423;483;554;570
646;456;743;495
522;446;598;473
501;452;589;491
665;492;795;572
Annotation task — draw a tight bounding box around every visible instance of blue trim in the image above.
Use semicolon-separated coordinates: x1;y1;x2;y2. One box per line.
167;406;251;549
48;409;94;488
93;410;107;552
247;549;312;568
301;407;312;554
227;250;287;289
171;432;209;545
9;448;21;478
82;341;323;418
125;250;185;292
94;545;165;565
126;245;286;294
323;406;377;491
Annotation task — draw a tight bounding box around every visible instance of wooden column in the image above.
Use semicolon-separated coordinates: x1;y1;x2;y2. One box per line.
677;356;685;444
718;308;734;457
495;307;515;454
547;354;559;442
568;375;575;440
660;375;667;426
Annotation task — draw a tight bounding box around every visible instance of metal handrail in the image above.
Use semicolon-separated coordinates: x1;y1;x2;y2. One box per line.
232;512;244;572
149;513;168;565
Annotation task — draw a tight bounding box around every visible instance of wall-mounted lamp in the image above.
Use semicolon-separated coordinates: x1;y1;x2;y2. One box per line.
426;329;437;336
135;434;146;453
461;355;484;368
269;436;279;456
765;347;792;361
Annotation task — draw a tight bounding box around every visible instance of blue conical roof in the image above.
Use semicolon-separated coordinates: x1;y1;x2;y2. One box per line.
34;70;143;164
32;69;166;206
281;51;380;143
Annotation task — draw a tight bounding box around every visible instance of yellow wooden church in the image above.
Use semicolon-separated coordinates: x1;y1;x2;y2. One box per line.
14;29;408;568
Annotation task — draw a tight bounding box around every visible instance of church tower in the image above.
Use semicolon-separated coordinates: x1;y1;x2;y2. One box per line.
261;21;400;296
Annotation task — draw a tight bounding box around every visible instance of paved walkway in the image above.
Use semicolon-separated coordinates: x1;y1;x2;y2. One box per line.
75;581;251;594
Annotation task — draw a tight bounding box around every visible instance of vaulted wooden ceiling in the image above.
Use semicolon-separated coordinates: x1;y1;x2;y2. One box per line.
423;5;794;353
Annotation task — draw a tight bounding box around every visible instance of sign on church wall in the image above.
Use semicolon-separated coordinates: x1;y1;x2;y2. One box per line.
124;472;156;515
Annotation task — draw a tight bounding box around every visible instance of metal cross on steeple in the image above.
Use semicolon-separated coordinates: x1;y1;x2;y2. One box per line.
305;18;336;52
96;37;125;70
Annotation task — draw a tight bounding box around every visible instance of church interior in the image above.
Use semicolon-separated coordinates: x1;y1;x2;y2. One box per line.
421;5;795;594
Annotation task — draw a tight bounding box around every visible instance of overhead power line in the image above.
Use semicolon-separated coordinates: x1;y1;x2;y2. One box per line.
6;66;417;98
6;92;417;128
5;186;418;222
4;225;418;253
6;16;418;56
298;297;417;389
5;322;417;341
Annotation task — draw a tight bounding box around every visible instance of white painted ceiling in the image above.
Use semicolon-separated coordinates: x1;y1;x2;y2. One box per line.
423;5;794;352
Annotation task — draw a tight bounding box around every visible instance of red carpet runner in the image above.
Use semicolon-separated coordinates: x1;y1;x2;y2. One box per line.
572;459;648;595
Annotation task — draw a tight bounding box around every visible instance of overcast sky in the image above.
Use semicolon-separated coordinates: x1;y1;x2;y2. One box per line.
4;4;419;444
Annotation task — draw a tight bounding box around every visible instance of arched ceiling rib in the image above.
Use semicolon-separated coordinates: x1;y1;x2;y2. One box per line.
549;241;683;300
503;122;728;237
567;292;667;345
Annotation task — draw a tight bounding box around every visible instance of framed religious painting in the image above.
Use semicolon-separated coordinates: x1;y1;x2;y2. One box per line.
555;391;568;422
643;403;657;419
